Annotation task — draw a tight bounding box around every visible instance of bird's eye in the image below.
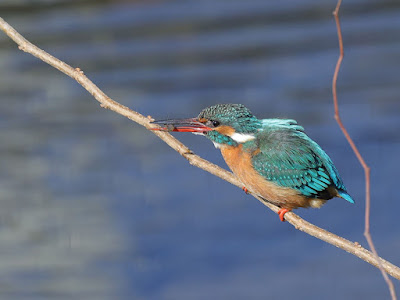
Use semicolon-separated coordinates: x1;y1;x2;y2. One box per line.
211;120;220;127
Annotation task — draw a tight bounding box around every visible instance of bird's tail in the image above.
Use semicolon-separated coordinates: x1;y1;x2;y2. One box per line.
338;190;355;204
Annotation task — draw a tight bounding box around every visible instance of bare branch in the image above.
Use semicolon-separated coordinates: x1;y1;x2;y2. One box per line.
1;17;399;283
332;1;397;299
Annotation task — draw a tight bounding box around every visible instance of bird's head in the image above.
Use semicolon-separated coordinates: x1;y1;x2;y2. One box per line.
152;104;261;147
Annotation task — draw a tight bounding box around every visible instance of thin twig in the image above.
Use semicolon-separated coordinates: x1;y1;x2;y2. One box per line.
332;1;397;299
1;17;400;282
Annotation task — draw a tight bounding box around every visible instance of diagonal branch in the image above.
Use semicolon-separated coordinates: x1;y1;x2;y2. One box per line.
1;17;399;282
332;1;397;299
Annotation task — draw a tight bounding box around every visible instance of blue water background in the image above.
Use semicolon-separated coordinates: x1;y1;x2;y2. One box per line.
0;0;399;299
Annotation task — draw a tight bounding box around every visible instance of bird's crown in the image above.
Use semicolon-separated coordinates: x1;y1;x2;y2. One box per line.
198;104;261;134
197;104;261;147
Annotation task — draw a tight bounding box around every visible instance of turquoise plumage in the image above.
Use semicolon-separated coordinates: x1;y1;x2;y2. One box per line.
152;103;354;221
250;119;353;202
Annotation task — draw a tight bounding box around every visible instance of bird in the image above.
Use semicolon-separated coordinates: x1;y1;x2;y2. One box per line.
151;103;354;221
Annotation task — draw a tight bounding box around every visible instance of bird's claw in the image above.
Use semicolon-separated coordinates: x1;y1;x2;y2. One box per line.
277;208;291;222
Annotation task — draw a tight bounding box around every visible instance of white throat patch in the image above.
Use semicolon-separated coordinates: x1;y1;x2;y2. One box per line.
230;133;255;143
192;131;221;148
212;141;222;149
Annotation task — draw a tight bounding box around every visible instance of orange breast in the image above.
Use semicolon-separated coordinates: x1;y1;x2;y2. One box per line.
220;145;321;209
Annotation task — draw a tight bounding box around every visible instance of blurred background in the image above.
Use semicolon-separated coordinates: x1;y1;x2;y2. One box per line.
0;0;399;299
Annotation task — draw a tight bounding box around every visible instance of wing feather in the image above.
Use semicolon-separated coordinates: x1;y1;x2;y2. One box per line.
251;120;347;199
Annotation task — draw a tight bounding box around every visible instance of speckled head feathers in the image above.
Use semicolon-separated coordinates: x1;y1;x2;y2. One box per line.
198;104;261;134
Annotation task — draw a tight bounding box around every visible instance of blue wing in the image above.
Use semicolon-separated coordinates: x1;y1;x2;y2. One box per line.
249;119;353;202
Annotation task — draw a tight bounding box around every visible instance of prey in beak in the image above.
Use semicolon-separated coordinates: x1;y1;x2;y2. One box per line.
151;118;213;134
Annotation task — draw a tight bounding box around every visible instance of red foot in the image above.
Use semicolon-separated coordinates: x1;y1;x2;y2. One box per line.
277;208;291;222
242;186;249;194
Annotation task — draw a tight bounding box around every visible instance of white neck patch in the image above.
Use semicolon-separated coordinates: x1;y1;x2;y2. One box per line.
191;131;221;148
230;133;255;143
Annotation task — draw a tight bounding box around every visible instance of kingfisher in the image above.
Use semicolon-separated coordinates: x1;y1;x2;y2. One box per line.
152;104;354;221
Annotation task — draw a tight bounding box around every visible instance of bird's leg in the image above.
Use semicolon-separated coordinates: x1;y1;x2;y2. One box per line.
277;208;291;222
242;186;249;194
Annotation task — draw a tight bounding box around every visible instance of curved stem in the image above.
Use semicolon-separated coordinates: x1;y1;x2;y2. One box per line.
332;1;397;299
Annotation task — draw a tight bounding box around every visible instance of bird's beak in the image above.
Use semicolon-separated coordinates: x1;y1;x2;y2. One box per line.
151;118;212;133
